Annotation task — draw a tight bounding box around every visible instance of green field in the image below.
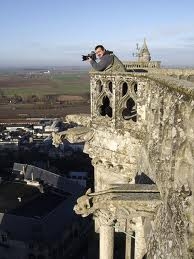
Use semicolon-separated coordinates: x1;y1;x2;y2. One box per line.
0;72;90;97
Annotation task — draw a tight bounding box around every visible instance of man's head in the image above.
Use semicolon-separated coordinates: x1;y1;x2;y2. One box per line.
95;45;106;58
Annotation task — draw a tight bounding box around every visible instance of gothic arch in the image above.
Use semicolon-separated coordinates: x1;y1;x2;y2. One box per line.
99;95;112;118
96;79;103;94
117;81;137;122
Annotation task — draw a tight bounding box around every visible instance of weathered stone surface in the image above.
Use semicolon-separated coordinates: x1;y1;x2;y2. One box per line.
135;74;194;258
52;126;94;147
65;114;91;126
74;184;161;222
53;66;194;258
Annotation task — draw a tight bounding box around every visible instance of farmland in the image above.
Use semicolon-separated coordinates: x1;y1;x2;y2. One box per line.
0;70;91;120
0;72;90;97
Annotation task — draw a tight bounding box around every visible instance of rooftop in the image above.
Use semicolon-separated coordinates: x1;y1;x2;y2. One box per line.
0;181;71;218
10;192;67;218
0;181;40;212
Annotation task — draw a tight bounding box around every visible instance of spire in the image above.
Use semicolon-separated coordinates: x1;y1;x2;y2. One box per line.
139;38;151;62
142;38;149;51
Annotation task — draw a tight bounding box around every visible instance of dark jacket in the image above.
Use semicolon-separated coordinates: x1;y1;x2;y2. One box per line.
90;53;114;71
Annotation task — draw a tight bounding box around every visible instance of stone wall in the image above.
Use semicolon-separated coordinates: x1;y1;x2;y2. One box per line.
147;68;194;82
136;74;194;259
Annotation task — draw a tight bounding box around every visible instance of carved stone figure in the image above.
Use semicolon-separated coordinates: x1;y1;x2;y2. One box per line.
73;188;94;217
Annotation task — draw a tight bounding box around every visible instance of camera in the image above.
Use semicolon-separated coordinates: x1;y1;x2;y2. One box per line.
82;51;96;61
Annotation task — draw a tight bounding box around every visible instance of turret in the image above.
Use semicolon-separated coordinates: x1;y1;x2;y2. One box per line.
138;38;151;62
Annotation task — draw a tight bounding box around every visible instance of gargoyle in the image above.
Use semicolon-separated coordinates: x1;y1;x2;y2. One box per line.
73;188;95;217
52;127;94;147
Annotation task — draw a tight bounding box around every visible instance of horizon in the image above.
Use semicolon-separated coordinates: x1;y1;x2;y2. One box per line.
1;65;194;72
0;63;194;71
0;64;194;72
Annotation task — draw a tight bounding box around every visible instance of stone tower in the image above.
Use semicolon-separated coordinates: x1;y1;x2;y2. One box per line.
124;39;160;69
53;55;194;259
138;38;151;62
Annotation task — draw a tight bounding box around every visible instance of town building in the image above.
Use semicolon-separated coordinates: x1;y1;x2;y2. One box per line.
0;163;91;259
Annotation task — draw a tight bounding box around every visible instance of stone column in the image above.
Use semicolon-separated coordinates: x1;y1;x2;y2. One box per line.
100;225;114;259
125;230;133;259
134;217;146;259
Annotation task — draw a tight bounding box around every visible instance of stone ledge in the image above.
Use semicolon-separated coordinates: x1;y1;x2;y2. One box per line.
65;113;91;126
110;184;159;192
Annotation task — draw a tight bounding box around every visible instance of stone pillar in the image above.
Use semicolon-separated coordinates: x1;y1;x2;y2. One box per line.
100;225;114;259
134;217;147;259
125;230;133;259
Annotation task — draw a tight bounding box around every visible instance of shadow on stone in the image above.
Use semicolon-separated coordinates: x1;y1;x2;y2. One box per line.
135;172;155;184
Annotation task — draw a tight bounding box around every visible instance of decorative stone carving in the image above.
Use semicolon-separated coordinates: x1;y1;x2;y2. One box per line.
117;80;137;122
114;218;127;233
74;184;161;220
95;209;117;227
52;126;94;147
73;188;94;217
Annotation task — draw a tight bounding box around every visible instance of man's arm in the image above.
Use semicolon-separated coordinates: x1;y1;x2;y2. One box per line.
90;55;113;71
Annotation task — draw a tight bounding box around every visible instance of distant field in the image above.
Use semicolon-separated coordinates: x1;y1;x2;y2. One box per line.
0;72;90;97
0;103;90;120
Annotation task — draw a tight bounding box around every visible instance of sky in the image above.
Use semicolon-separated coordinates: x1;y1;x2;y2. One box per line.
0;0;194;67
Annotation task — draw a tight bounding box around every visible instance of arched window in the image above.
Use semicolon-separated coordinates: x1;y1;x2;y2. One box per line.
108;81;113;93
99;96;112;118
122;98;137;122
96;80;103;93
122;82;128;96
133;83;137;94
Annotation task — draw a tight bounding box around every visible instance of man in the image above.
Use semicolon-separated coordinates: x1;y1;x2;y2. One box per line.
87;45;114;71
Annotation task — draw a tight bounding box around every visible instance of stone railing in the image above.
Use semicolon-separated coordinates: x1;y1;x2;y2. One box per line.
147;68;194;82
